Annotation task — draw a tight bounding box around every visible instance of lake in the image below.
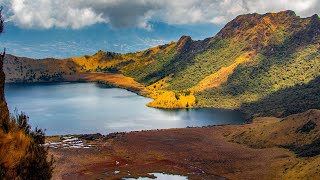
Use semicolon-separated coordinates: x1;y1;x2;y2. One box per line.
5;83;246;136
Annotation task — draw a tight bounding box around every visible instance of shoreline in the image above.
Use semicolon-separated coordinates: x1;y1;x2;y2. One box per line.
4;70;253;115
5;77;249;115
45;122;250;138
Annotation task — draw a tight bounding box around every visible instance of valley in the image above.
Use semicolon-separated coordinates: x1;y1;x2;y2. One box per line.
1;10;319;179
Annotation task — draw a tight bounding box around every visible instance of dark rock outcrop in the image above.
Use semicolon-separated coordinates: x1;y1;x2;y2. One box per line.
176;35;193;53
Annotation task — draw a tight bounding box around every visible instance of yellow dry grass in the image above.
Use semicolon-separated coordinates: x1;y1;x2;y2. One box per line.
284;155;320;179
137;42;176;56
146;76;171;92
145;75;196;109
0;130;30;170
192;51;254;92
70;51;126;71
63;72;149;96
261;16;277;31
230;109;320;148
228;109;320;179
147;91;196;109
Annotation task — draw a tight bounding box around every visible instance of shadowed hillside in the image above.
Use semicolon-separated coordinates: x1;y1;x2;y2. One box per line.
4;54;80;83
241;76;320;117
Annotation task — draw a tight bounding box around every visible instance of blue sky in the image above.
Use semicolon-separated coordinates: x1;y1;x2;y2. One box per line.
0;0;319;59
0;22;220;58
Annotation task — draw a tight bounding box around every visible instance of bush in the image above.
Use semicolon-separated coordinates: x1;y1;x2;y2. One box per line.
0;112;54;179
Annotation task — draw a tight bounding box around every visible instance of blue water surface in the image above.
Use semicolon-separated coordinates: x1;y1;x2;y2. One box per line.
5;83;245;136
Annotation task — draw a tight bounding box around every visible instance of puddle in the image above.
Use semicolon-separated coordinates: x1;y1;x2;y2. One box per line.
44;136;94;149
123;173;188;180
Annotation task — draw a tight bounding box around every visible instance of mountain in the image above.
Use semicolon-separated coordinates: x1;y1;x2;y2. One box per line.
4;10;320;117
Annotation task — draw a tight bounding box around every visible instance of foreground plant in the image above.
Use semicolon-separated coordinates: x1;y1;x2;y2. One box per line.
0;112;54;179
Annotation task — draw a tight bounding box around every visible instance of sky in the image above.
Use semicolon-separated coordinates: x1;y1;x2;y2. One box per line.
0;0;319;58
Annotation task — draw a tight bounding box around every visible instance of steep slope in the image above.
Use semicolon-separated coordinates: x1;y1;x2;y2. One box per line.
4;10;320;116
191;51;254;92
195;11;320;114
241;77;320;117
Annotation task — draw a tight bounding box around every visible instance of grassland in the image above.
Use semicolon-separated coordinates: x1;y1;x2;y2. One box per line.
50;109;320;179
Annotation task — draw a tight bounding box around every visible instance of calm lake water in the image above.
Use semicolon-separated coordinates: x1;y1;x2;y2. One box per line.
5;83;245;136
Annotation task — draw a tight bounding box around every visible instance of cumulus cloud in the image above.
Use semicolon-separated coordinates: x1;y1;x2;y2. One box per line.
1;0;319;29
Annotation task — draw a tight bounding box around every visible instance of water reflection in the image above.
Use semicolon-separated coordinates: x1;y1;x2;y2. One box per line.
124;173;188;180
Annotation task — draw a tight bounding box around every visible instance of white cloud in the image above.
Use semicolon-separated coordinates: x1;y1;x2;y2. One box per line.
1;0;319;29
7;0;105;29
210;16;227;24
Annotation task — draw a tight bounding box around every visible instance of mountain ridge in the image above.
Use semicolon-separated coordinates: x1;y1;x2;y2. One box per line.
3;10;320;117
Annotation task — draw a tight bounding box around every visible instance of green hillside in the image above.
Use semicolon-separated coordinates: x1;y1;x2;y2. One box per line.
124;10;320;116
